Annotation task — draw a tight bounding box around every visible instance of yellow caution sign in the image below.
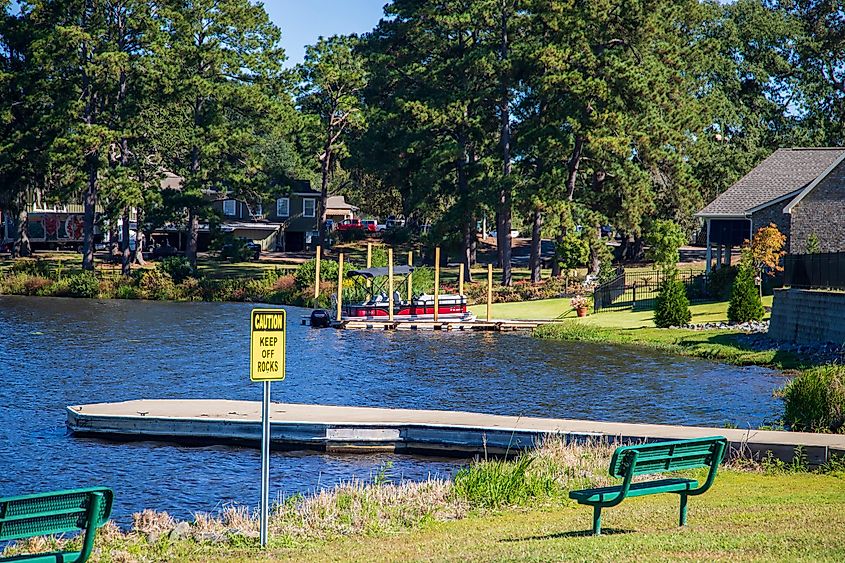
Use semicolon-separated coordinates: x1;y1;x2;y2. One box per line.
250;308;286;382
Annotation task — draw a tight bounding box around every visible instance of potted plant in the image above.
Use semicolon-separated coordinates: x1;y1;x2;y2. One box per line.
571;294;590;317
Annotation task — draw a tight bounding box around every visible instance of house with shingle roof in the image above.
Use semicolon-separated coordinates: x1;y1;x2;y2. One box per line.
697;147;845;272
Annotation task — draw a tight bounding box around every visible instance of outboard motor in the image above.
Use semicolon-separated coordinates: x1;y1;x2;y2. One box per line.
310;309;332;328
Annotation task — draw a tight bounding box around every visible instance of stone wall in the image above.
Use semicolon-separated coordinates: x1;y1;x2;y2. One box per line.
790;159;845;253
769;288;845;345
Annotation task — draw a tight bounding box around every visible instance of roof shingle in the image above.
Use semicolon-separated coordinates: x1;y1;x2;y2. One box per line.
698;148;845;216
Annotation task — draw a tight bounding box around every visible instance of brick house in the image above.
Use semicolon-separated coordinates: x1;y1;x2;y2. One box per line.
696;147;845;272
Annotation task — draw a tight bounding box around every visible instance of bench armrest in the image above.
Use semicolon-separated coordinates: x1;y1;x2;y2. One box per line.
686;440;726;496
71;492;104;563
599;450;639;507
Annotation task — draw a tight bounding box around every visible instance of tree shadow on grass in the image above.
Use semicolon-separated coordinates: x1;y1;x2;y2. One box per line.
500;528;632;542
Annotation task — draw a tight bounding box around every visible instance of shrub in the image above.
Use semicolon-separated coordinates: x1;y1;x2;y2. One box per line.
295;258;352;290
336;228;367;242
654;276;691;328
728;262;764;323
382;227;413;245
138;269;176;300
61;272;100;298
9;258;51;277
781;366;845;433
705;265;737;300
451;455;557;509
556;232;589;275
114;283;139;300
24;276;53;296
159;256;196;283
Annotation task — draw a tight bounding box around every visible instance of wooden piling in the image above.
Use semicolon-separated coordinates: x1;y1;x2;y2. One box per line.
314;245;321;299
487;263;493;322
434;247;441;322
407;250;413;303
388;248;394;322
459;262;465;296
336;253;344;321
366;242;373;290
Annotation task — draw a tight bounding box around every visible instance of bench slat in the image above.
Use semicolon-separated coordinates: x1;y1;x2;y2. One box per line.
610;437;726;477
0;488;113;543
569;478;698;504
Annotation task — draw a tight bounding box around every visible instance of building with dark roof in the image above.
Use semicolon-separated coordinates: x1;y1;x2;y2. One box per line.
697;147;845;272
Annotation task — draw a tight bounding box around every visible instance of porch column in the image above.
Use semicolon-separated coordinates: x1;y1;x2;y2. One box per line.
726;246;732;267
705;218;712;274
716;244;723;270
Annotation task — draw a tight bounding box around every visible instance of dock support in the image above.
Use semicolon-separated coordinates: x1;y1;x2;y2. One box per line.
487;263;493;322
434;247;440;322
314;245;321;299
459;261;465;297
407;251;413;303
366;243;372;290
336;253;344;321
388;248;394;321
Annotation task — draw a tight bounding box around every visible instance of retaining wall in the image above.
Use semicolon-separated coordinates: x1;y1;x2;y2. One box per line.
769;288;845;345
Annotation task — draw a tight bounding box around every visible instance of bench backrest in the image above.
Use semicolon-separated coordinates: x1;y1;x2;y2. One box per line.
0;488;113;542
609;437;727;478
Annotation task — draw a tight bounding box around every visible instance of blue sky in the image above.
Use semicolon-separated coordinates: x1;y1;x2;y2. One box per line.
264;1;387;67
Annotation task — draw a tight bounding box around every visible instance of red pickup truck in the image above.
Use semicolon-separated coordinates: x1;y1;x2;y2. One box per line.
337;219;363;231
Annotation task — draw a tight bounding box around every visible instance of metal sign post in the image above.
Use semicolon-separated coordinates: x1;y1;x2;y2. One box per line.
260;380;271;546
249;308;286;548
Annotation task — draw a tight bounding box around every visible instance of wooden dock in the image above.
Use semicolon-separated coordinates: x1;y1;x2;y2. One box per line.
300;318;543;331
66;399;845;464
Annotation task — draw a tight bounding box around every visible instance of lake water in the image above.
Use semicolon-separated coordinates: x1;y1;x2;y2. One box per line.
0;296;784;522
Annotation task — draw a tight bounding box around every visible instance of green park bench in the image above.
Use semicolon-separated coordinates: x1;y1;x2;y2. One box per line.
0;487;113;563
569;436;727;535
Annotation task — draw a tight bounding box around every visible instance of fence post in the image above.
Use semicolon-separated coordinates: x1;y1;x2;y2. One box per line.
632;282;637;308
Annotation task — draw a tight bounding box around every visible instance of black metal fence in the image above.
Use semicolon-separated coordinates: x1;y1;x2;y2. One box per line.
593;268;709;312
784;252;845;290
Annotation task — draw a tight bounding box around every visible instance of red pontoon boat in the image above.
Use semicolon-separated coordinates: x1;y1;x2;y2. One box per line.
341;266;475;321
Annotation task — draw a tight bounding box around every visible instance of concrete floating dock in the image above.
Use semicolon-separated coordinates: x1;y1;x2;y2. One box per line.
67;400;845;464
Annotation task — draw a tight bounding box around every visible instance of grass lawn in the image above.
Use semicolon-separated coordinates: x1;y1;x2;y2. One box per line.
103;470;845;562
470;296;774;326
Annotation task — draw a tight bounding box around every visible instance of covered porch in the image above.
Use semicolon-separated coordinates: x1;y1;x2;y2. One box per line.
702;216;751;274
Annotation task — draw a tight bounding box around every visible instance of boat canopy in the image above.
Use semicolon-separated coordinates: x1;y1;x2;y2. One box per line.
348;266;414;278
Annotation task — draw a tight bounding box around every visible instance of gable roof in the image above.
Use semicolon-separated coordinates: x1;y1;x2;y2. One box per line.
697;148;845;217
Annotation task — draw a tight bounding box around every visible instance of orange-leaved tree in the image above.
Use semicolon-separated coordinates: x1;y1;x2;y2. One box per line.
745;223;787;296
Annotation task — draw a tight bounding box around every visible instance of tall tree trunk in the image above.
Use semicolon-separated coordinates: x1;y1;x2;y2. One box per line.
186;208;199;266
566;136;584;202
529;208;543;283
457;145;473;283
497;0;513;286
121;207;131;275
13;205;31;258
133;209;146;266
318;143;331;247
81;157;98;271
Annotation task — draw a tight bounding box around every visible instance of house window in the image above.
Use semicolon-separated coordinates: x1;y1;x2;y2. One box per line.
276;197;289;217
303;198;316;218
223;200;237;216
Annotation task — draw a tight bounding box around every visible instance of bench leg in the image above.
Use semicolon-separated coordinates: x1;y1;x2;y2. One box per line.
679;493;688;527
592;506;602;536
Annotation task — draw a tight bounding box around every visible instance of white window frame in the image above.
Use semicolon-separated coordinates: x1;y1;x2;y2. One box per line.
223;199;237;217
302;198;316;218
276;197;290;217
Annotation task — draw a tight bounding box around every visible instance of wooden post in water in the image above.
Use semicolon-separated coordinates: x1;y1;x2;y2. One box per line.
336;253;344;321
314;245;321;299
434;247;441;322
459;262;465;296
388;248;395;321
487;263;493;322
407;250;413;303
366;242;372;291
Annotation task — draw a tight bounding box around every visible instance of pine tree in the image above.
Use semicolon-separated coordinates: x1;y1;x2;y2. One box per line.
728;259;765;323
654;276;692;328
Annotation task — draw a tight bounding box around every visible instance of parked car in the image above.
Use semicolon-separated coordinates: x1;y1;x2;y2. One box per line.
362;220;378;233
337;218;364;231
386;215;406;229
489;229;520;240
